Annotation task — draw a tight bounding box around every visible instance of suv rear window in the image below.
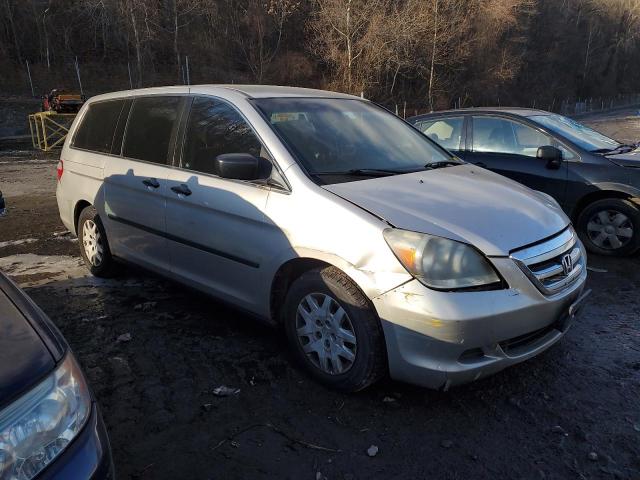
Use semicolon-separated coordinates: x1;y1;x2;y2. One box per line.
73;100;125;153
122;96;182;164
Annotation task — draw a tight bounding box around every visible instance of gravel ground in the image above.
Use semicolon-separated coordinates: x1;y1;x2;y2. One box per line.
0;110;639;479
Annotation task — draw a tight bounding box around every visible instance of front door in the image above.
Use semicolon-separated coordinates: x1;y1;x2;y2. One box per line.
165;96;276;311
103;95;186;274
465;115;568;204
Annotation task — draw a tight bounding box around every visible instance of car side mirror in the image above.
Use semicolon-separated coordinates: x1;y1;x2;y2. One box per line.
214;153;272;181
537;145;562;169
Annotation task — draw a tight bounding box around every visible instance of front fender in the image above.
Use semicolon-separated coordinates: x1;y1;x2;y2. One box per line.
591;182;640;198
261;246;412;314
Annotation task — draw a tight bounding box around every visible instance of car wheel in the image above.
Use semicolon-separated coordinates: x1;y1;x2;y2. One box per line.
77;206;118;277
577;198;640;256
283;266;386;391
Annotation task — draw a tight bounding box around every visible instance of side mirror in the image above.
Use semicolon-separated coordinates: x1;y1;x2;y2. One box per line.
214;153;272;181
537;145;562;169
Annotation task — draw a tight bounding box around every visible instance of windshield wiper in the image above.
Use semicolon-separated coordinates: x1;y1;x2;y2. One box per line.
592;143;638;154
313;168;406;177
423;160;463;170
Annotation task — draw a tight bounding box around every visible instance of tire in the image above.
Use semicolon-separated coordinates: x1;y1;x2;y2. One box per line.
77;206;118;277
576;198;640;257
283;266;386;392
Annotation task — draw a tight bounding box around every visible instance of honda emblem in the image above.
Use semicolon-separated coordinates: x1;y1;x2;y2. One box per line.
561;253;574;275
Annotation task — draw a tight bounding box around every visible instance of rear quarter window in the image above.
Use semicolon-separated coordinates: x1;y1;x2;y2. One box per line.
72;100;125;153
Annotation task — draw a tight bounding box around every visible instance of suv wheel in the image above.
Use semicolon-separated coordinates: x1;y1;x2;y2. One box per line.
577;198;640;256
283;266;386;391
77;206;118;277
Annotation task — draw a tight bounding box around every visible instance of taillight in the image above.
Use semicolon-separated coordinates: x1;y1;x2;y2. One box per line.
56;159;63;181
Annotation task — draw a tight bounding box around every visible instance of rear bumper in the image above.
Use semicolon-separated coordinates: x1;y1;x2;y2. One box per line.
40;403;114;479
55;181;75;234
373;256;589;389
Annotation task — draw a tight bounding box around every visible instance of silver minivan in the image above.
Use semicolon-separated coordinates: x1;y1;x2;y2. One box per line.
56;85;589;391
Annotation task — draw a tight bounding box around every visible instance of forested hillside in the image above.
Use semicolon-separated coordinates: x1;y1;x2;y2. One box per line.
1;0;639;110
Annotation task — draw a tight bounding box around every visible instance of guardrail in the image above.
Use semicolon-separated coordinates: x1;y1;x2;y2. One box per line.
27;112;76;151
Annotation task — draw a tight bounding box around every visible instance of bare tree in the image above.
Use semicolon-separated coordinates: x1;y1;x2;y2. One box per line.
229;0;299;83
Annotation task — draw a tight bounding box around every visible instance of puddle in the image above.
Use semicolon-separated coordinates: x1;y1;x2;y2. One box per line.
0;253;87;286
0;238;38;248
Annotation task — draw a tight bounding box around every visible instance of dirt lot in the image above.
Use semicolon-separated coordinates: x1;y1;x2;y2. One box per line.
0;110;639;479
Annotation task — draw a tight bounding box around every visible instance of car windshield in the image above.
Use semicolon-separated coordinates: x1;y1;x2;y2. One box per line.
252;98;456;180
530;113;620;152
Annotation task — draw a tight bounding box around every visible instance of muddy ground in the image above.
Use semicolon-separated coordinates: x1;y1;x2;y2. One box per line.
0;109;639;479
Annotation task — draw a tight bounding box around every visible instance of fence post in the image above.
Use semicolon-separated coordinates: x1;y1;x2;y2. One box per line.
25;60;35;97
185;56;190;85
74;56;83;95
127;62;133;89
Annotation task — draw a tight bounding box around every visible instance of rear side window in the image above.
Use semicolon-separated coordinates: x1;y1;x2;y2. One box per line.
181;97;263;175
73;100;124;153
122;96;182;164
417;117;464;151
473;116;552;157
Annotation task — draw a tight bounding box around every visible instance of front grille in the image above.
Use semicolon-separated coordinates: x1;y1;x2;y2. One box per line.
511;227;585;295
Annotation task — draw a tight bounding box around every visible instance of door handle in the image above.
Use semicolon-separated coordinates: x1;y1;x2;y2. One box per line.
142;178;160;189
474;162;487;168
171;184;192;196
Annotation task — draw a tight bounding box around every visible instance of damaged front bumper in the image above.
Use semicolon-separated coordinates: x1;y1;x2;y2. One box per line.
372;256;589;390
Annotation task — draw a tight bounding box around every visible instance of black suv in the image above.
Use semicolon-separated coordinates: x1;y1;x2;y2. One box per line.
0;271;113;479
408;108;640;256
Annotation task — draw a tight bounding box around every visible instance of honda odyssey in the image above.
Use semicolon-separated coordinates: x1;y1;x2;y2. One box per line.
56;86;589;391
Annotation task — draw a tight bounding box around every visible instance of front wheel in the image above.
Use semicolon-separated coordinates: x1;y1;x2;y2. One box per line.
283;266;386;392
576;198;640;256
77;206;118;277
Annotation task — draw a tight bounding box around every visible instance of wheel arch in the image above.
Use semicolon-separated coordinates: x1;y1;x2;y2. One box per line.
268;252;386;325
73;199;93;235
571;187;640;222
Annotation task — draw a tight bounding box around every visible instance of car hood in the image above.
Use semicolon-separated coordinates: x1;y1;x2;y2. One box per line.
323;164;569;256
0;288;55;408
606;149;640;168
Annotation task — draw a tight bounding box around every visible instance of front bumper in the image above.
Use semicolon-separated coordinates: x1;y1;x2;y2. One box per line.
39;403;114;479
373;255;589;389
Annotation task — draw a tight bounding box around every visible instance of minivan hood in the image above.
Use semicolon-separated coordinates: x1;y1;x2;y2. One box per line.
606;149;640;168
323;165;569;256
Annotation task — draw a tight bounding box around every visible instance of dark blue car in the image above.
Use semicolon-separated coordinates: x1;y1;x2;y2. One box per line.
0;271;113;479
409;108;640;257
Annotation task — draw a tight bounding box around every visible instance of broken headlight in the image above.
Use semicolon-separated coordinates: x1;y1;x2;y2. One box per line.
383;228;501;290
0;354;91;480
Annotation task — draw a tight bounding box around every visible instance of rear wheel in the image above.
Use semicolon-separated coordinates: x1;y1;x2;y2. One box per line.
77;206;118;277
283;266;386;391
577;198;640;256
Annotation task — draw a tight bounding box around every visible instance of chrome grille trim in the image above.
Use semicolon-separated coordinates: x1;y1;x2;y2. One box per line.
510;227;585;295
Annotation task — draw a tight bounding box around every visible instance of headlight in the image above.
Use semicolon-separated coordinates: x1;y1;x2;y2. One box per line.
383;228;501;290
0;354;91;480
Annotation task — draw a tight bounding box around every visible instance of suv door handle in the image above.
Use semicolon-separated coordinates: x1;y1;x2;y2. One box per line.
171;184;192;196
142;178;160;189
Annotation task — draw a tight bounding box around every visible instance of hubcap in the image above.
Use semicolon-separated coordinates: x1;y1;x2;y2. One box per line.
82;220;104;266
586;209;634;250
295;293;357;375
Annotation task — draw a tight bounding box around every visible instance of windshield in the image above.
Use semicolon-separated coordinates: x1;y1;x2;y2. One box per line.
530;113;620;152
252;98;456;180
